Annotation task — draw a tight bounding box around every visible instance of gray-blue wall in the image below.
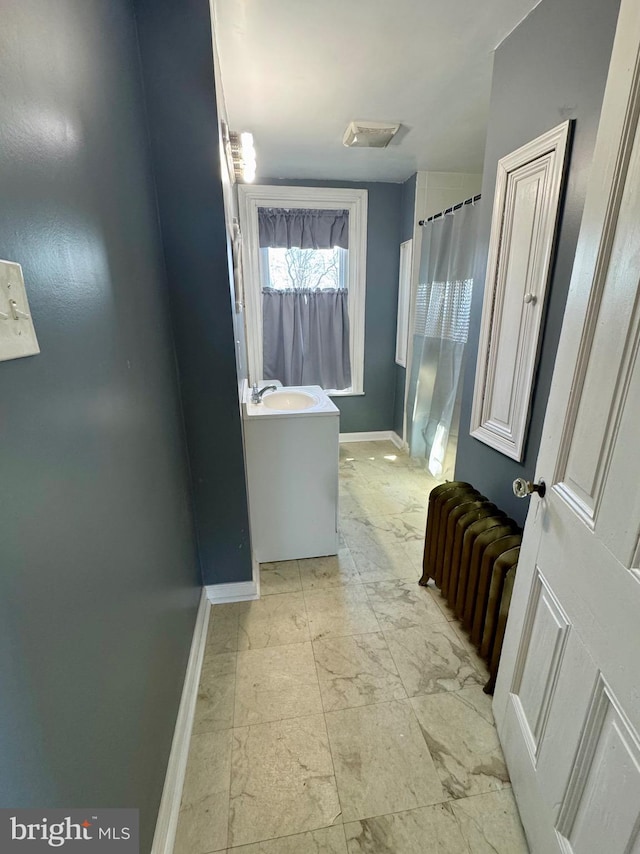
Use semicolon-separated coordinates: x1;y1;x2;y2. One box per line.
455;0;620;525
135;0;253;585
0;1;201;848
393;173;417;436
263;178;402;433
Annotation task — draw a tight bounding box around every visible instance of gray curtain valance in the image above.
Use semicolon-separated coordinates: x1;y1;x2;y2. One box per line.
258;208;349;250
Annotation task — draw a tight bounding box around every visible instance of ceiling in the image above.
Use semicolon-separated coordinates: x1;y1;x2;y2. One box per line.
212;0;541;183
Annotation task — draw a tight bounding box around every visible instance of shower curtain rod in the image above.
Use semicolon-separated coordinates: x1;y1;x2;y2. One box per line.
418;193;481;226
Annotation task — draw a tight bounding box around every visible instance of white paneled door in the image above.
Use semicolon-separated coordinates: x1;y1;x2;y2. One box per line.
493;1;640;852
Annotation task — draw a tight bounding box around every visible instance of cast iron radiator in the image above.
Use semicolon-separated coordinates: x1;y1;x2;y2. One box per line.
419;481;522;694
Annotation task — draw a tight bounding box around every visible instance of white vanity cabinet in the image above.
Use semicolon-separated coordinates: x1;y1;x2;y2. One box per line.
242;385;339;563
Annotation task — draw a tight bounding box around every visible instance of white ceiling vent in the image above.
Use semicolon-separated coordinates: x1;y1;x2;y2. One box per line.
342;120;401;148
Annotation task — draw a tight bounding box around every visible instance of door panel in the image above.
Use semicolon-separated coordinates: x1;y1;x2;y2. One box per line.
596;315;640;565
555;676;640;854
493;1;640;851
491;162;549;429
556;102;640;541
510;568;570;762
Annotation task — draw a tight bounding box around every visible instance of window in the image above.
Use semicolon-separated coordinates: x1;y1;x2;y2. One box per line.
238;185;367;395
260;247;347;291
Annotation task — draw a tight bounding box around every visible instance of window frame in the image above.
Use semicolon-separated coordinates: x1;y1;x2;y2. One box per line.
238;184;368;395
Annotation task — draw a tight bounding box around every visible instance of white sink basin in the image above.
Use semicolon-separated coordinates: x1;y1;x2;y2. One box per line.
262;389;317;411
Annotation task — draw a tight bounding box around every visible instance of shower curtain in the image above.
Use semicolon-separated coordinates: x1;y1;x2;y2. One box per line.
405;201;480;479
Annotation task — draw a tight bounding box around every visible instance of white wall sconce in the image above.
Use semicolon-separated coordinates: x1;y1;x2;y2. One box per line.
229;131;256;183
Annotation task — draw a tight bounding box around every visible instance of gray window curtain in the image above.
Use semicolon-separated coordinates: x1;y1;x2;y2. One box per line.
260;206;351;390
263;288;351;390
258;208;349;249
405;201;480;479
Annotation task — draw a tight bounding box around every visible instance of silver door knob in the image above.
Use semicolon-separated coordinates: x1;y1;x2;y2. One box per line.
523;292;537;304
513;477;546;499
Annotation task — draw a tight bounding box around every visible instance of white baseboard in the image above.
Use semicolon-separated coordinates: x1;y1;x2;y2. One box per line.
205;548;261;604
206;579;259;604
391;432;409;452
339;430;395;443
151;589;210;854
339;430;408;453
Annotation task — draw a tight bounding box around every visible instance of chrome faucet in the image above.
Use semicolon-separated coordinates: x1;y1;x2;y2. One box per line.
251;383;278;404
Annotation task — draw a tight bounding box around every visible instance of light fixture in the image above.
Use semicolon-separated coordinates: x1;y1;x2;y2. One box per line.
342;120;401;148
229;130;256;182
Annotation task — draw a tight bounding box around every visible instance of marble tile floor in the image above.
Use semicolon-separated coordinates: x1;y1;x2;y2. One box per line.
176;441;529;853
